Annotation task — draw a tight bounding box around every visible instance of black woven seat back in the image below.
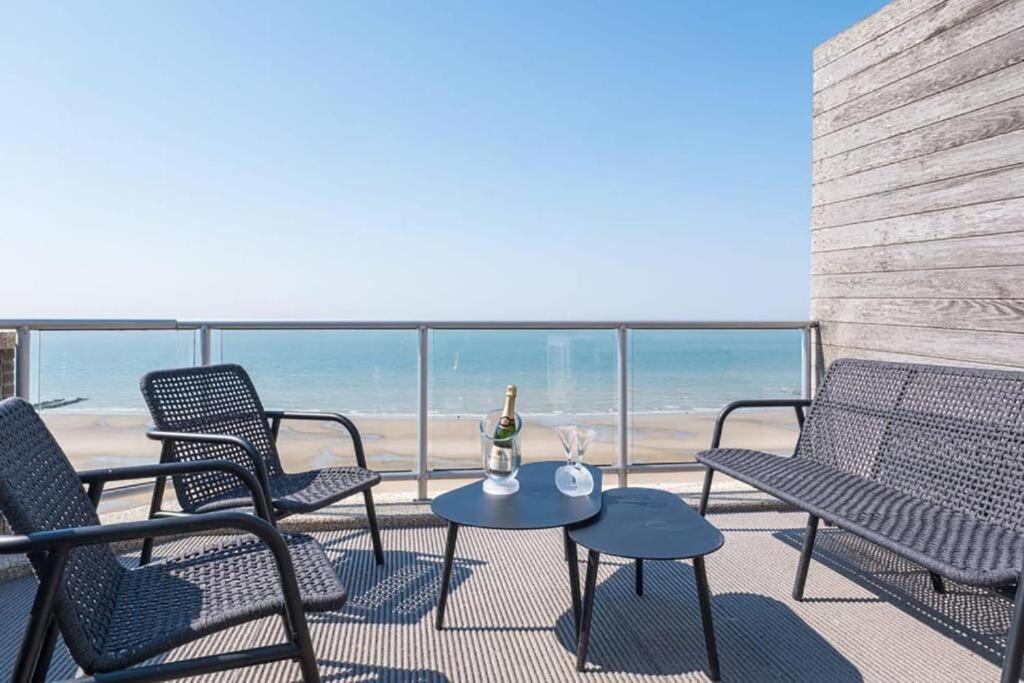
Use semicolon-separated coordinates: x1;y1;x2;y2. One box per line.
799;358;1024;532
0;398;123;668
140;364;284;511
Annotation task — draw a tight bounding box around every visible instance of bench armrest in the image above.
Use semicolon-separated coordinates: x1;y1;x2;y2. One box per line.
711;399;812;449
146;430;276;518
265;410;368;470
77;460;273;521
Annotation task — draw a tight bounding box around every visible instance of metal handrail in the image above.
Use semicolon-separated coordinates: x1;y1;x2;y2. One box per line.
3;319;819;500
0;319;815;330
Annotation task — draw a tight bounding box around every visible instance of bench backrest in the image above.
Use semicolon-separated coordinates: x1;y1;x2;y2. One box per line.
798;358;1024;532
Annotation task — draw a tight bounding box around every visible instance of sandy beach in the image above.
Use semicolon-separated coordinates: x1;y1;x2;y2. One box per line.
42;408;800;474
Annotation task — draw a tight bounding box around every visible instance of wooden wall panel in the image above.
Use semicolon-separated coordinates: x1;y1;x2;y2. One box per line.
813;60;1024;160
811;198;1024;251
818;322;1023;367
813;0;1005;94
812;164;1024;229
813;265;1024;299
813;129;1024;206
814;0;1022;110
812;0;1024;373
813;94;1024;182
813;0;945;69
813;298;1024;333
813;27;1024;141
812;231;1024;275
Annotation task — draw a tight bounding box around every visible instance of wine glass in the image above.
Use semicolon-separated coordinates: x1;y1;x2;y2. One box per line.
574;427;595;466
557;425;577;466
554;425;595;496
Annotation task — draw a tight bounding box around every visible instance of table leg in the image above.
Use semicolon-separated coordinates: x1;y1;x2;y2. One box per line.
576;549;601;672
693;556;721;681
564;528;581;635
635;558;644;596
435;522;460;631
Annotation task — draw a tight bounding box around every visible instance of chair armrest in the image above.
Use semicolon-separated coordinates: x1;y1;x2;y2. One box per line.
711;399;812;449
0;511;281;555
145;430;276;518
77;461;273;521
0;512;309;631
265;410;368;469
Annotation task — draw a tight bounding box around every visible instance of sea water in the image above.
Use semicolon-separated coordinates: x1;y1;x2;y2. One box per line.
26;328;803;415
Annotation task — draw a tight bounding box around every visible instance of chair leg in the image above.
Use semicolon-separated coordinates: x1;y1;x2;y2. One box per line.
29;617;59;683
698;468;714;516
1003;579;1024;683
363;489;385;566
14;551;67;683
792;514;819;601
277;562;321;682
139;475;167;566
576;550;601;672
693;556;721;682
296;637;321;683
929;571;946;594
635;559;643;597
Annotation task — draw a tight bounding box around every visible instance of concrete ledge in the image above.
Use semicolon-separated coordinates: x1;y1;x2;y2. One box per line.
0;482;791;582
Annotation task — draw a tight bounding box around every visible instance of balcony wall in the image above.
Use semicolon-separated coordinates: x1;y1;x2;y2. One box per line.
811;0;1024;370
0;331;13;399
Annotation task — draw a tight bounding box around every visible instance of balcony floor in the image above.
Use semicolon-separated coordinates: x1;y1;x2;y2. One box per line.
1;505;1007;681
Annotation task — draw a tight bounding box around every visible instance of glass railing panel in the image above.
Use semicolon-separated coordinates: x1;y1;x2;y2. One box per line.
32;330;197;474
628;329;803;464
429;329;618;470
217;329;418;473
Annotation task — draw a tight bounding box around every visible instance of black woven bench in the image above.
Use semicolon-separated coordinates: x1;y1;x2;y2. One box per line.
696;358;1024;683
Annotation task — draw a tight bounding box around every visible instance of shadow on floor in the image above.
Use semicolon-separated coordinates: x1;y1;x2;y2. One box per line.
319;660;452;682
0;529;478;681
553;559;861;680
311;531;484;626
773;525;1013;668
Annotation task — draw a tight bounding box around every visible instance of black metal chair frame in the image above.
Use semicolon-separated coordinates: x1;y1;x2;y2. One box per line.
2;459;321;683
697;398;809;516
698;397;951;596
140;409;384;567
697;367;1024;683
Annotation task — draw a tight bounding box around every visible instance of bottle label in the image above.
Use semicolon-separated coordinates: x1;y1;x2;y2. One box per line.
488;442;513;476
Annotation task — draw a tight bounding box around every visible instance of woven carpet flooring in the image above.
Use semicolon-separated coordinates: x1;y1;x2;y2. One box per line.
0;509;1009;681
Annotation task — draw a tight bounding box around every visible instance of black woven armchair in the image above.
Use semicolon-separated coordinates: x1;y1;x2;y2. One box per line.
139;364;384;566
0;397;345;682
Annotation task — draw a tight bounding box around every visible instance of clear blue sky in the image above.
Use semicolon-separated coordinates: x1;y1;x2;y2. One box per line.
1;1;887;320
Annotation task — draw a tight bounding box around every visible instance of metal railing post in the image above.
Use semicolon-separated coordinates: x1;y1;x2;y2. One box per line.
801;325;812;400
199;325;212;366
417;325;429;501
617;325;628;488
15;326;31;401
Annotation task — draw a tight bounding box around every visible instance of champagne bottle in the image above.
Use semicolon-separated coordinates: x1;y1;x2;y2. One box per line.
488;385;517;476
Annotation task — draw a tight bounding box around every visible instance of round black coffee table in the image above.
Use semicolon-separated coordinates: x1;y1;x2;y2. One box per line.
430;461;603;630
568;487;724;679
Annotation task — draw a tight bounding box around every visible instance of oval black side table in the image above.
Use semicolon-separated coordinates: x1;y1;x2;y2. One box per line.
430;461;603;631
567;487;725;680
